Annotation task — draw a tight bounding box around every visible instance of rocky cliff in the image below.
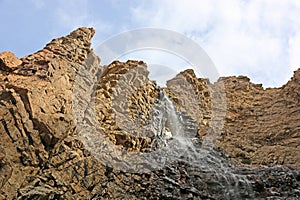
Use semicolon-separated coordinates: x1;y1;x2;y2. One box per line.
166;68;300;167
0;27;299;199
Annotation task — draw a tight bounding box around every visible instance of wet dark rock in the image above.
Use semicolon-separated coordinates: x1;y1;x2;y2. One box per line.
0;27;299;199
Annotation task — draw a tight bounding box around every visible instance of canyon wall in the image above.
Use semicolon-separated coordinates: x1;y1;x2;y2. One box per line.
0;27;299;199
166;68;300;166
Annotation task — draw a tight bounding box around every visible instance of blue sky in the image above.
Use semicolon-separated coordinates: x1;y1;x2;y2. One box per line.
1;0;300;87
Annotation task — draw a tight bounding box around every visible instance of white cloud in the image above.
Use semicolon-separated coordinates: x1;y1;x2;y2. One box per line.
117;50;192;86
289;31;300;72
94;28;219;83
26;0;300;87
130;0;300;87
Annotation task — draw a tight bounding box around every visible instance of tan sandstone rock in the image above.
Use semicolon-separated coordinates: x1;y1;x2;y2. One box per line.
0;27;299;199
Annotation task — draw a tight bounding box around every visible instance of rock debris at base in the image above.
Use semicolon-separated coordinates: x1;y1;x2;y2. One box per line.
0;27;299;199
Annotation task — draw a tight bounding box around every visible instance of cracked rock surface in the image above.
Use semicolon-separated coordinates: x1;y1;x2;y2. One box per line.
0;27;299;199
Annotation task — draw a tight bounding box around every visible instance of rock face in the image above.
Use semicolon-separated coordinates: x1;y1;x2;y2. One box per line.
0;27;299;199
218;73;300;166
166;69;300;167
0;52;22;72
0;27;100;199
94;60;159;151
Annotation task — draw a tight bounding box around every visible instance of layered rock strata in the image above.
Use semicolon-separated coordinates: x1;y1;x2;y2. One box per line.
94;60;159;151
166;68;300;167
0;27;299;199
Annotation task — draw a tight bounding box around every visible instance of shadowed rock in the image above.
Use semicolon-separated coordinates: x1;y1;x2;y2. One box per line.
0;27;299;199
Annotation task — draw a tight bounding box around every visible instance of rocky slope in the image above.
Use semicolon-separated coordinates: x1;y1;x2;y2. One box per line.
0;27;299;199
166;68;300;167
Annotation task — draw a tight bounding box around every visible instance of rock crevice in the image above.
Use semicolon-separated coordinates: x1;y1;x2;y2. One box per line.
0;27;299;199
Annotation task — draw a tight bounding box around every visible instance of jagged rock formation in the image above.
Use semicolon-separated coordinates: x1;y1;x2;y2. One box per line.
0;27;97;199
167;69;300;167
218;72;300;166
94;60;159;151
0;27;299;199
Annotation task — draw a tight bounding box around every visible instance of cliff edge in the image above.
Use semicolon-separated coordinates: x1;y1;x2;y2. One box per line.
0;27;299;199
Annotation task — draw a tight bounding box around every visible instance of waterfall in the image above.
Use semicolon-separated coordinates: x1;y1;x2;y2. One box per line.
159;90;182;138
149;89;255;199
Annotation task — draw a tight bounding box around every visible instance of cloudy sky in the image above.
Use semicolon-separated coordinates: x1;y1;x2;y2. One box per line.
1;0;300;87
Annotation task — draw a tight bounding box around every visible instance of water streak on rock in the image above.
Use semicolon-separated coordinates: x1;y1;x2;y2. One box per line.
0;27;299;199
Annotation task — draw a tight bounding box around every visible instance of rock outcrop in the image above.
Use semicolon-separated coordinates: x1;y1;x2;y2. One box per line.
166;68;300;167
94;60;159;151
0;27;299;199
218;72;300;166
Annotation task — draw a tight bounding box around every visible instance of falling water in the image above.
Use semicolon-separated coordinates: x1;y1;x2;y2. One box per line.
149;89;255;199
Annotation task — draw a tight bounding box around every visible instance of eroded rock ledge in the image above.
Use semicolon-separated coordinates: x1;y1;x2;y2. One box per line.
167;68;300;166
0;27;299;199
